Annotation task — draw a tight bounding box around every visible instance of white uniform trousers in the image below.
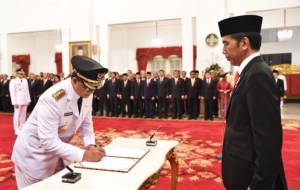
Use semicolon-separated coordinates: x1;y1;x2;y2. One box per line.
13;105;27;135
15;165;40;189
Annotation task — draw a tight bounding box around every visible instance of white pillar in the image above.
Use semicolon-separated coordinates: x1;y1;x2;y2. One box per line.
0;33;10;75
181;17;194;73
61;28;70;75
99;24;110;69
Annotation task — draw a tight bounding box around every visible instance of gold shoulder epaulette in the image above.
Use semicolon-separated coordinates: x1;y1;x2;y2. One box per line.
52;89;66;100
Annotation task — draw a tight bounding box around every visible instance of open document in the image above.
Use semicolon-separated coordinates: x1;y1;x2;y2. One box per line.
74;148;150;173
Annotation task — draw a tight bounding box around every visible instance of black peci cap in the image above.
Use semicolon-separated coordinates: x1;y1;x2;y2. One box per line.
71;55;108;90
16;68;25;74
218;15;262;37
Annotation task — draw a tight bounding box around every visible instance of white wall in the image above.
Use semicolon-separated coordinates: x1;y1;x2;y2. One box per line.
1;0;300;74
227;0;300;14
94;0;203;25
109;19;184;73
7;30;61;74
249;7;300;29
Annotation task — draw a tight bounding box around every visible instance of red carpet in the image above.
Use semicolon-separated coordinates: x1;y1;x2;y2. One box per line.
0;113;300;190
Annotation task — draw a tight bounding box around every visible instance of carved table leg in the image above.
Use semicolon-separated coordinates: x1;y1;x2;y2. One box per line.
167;149;179;190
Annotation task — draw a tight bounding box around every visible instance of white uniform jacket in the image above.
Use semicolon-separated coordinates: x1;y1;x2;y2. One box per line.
12;78;95;180
9;77;31;105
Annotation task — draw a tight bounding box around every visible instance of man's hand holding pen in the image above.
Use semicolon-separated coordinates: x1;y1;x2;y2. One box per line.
83;144;105;162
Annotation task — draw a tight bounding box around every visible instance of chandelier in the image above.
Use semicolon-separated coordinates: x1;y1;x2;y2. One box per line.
277;9;293;41
151;21;163;47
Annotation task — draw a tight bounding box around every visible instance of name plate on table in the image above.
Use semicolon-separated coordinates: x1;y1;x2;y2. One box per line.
74;148;150;173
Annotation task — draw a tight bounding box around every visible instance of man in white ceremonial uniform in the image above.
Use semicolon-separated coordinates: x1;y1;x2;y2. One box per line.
12;56;108;189
9;68;31;135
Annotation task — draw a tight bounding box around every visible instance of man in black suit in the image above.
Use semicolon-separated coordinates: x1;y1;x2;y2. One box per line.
39;73;53;95
92;88;100;116
106;72;121;117
186;70;202;119
219;15;287;190
273;70;285;103
93;74;107;116
170;70;184;119
157;70;170;118
27;73;40;112
201;71;217;120
141;72;157;118
181;71;189;116
120;73;134;117
1;74;12;112
132;72;143;117
194;70;201;117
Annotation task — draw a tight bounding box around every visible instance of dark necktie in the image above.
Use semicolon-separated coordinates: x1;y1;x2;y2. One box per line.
77;97;82;114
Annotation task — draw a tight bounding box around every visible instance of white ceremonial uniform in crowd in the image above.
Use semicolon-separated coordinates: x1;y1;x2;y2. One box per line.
9;76;31;135
278;74;287;109
12;78;95;189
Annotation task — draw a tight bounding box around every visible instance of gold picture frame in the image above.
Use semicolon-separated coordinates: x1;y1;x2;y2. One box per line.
69;41;92;71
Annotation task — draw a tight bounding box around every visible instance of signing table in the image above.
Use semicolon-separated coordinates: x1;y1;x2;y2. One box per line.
23;137;179;190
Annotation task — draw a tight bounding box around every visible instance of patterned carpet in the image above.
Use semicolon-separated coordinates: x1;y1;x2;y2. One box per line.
0;113;300;190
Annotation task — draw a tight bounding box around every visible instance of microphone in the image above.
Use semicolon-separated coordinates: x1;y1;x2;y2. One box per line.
65;165;74;174
146;126;161;146
149;126;161;141
62;165;81;184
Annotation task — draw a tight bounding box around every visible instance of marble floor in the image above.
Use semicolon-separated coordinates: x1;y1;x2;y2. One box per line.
282;103;300;120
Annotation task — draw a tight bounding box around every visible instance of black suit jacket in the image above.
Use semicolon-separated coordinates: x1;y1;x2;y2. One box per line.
170;78;184;98
141;79;157;99
186;78;202;98
222;56;287;190
275;78;285;98
120;80;133;99
106;79;121;97
202;79;217;99
28;79;40;99
157;77;170;98
1;80;10;97
40;79;53;94
132;79;142;99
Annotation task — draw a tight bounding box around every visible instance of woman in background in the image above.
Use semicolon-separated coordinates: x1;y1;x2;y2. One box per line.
217;73;232;118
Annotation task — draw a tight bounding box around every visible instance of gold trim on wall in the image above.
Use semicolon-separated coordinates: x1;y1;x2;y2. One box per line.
270;64;300;75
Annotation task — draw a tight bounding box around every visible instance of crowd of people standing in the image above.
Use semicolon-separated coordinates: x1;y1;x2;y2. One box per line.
1;69;235;121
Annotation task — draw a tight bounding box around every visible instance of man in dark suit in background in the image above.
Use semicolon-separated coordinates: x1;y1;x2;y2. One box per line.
27;73;40;112
132;72;143;117
186;70;202;120
141;72;156;118
194;70;202;117
39;73;53;95
201;71;217;120
170;70;184;119
120;73;134;117
93;74;107;116
181;71;189;116
1;74;12;112
157;70;170;119
219;15;287;190
273;70;285;104
106;72;121;117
